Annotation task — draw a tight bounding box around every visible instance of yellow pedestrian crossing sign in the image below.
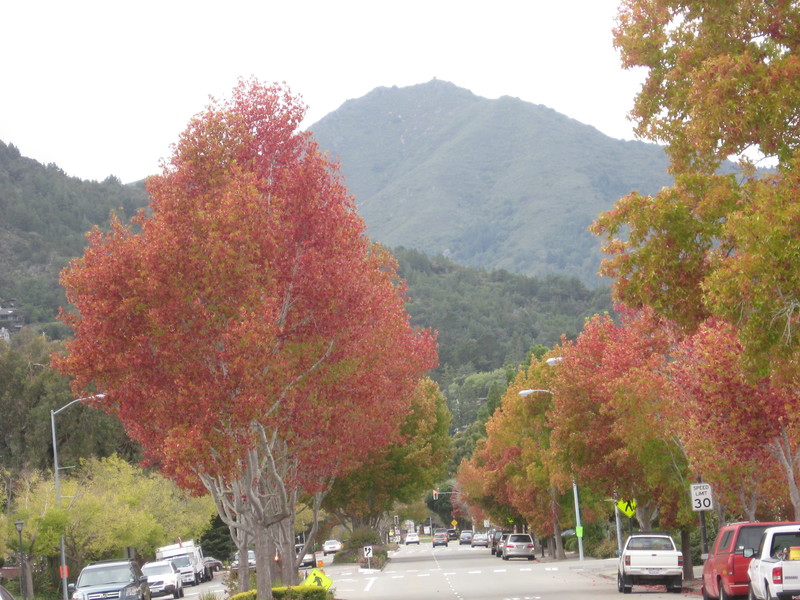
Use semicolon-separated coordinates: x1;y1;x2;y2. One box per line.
617;499;636;518
302;568;333;590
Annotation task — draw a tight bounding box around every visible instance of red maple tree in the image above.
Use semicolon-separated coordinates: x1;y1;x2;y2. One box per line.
54;80;437;594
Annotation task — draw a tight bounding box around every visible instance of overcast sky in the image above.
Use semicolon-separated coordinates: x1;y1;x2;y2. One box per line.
1;0;644;184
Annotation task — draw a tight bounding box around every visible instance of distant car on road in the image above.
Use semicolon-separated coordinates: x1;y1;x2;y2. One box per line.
502;533;536;561
459;530;473;545
447;528;458;541
203;556;222;572
296;544;315;568
142;560;183;599
405;532;420;545
432;532;449;547
322;539;343;555
471;532;489;548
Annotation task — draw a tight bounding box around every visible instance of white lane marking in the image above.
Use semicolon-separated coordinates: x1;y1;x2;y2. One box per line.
363;577;377;592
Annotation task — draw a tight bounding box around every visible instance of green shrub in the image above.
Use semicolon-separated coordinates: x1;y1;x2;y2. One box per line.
346;527;381;548
272;585;332;599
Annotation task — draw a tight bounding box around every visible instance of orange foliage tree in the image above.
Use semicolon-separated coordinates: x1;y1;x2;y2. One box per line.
548;308;690;531
54;80;437;596
670;319;794;519
593;0;800;377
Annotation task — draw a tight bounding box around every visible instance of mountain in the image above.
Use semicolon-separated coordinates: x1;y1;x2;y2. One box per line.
0;141;149;326
309;79;673;285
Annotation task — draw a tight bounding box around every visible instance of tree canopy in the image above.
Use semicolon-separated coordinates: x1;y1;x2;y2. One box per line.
54;79;437;597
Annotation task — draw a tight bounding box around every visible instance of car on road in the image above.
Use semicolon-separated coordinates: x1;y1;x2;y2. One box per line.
296;544;315;568
203;556;222;572
70;559;151;600
447;528;458;541
701;520;800;600
322;539;343;555
432;531;449;547
231;550;256;569
142;560;184;599
502;533;536;560
471;532;489;548
459;530;473;545
404;532;420;545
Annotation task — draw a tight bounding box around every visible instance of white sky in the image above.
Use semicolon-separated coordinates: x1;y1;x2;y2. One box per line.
1;0;644;184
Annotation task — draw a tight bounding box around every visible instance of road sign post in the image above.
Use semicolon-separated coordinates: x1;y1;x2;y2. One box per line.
691;481;713;556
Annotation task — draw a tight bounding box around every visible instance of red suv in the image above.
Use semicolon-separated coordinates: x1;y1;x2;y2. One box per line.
702;521;800;599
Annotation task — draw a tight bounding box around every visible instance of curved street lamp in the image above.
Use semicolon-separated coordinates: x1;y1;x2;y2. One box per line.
518;359;584;561
15;519;25;600
51;394;106;600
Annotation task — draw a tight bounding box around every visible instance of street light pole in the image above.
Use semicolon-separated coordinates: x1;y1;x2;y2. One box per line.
51;394;105;600
15;519;25;600
519;357;584;561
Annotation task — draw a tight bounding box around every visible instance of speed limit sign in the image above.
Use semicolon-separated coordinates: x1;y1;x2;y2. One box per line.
690;483;714;512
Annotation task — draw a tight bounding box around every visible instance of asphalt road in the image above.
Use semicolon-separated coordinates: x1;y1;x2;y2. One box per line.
317;543;700;600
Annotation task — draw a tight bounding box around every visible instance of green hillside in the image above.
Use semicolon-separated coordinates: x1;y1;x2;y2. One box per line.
310;79;673;285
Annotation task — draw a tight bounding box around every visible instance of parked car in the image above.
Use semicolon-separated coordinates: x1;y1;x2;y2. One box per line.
490;529;510;555
502;533;536;560
459;530;473;545
70;559;151;600
432;531;449;547
322;539;343;555
296;544;315;568
495;532;511;558
405;532;420;545
202;556;222;572
617;532;683;594
701;521;800;600
142;560;184;599
746;524;800;600
471;532;489;548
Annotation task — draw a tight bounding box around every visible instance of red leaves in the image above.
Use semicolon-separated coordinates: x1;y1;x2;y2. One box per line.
55;79;437;494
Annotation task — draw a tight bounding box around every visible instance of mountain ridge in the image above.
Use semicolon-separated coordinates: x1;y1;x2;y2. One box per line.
309;79;673;285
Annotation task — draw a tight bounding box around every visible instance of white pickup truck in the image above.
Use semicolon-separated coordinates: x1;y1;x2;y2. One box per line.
617;532;683;594
746;524;800;600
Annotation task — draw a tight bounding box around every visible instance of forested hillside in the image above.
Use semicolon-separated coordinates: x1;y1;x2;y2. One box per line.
310;79;674;285
0;141;149;325
394;247;611;386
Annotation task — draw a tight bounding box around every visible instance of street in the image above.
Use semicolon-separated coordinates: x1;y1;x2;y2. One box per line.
316;543;698;600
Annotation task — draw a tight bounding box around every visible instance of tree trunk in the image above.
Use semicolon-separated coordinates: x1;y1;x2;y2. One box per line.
680;528;693;581
635;501;658;531
254;525;274;600
550;487;566;559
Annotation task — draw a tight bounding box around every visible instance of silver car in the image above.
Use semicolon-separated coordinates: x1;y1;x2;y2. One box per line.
502;533;536;560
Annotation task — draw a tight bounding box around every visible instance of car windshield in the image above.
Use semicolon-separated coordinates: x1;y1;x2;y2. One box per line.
79;566;134;586
142;565;171;576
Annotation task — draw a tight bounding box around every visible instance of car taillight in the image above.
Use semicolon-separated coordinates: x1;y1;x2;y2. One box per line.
625;555;631;566
526;544;535;549
773;566;783;585
678;555;684;567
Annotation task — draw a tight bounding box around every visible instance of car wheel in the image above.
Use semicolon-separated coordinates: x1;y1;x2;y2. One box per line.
502;554;509;561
